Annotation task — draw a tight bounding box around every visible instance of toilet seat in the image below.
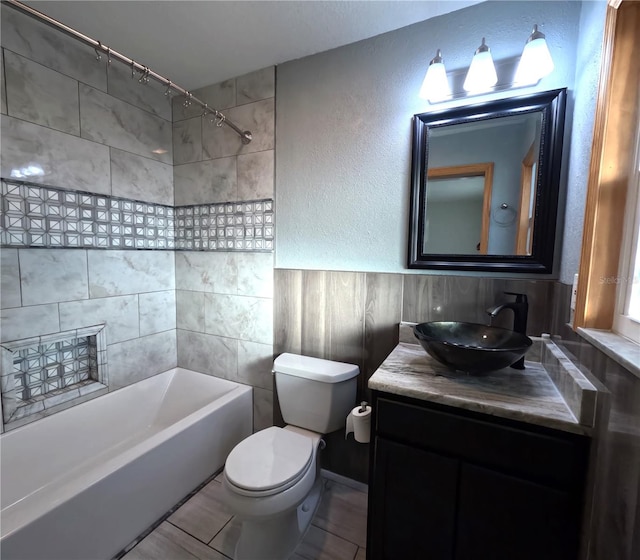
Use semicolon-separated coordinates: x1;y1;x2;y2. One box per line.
225;427;314;498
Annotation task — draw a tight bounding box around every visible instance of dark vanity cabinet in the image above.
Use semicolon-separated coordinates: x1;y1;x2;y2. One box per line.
367;391;590;560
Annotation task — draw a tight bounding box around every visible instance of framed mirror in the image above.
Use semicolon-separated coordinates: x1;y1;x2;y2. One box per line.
408;88;567;273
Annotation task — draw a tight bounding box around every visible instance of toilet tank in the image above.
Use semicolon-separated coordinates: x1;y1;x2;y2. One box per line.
274;353;359;433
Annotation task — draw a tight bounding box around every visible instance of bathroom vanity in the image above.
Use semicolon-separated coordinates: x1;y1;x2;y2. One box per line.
366;333;599;560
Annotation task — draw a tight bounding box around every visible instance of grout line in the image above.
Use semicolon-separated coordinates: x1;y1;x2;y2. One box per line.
114;468;223;558
206;514;235;547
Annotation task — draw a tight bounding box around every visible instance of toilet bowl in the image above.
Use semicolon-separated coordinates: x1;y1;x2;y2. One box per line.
222;426;324;560
221;353;359;560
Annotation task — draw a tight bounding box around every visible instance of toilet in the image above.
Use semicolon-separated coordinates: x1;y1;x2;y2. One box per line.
221;353;359;560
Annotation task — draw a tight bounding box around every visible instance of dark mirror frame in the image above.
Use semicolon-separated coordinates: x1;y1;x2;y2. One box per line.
408;88;567;273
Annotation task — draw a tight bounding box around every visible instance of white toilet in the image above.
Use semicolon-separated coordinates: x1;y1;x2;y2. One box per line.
221;353;359;560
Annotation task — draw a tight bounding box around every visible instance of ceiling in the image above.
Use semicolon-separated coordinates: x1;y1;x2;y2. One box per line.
25;0;482;90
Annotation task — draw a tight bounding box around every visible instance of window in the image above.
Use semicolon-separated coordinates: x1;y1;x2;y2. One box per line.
573;0;640;337
613;111;640;342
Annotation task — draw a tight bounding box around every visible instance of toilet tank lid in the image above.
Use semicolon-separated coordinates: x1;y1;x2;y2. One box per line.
273;353;359;383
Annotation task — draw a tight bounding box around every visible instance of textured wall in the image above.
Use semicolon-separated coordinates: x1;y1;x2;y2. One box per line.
275;0;593;275
0;4;178;433
559;0;607;283
173;69;276;432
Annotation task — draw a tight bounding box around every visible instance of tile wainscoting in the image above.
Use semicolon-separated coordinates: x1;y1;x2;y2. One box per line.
273;269;560;483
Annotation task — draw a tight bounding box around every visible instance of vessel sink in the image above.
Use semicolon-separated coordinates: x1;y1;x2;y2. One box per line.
413;321;533;374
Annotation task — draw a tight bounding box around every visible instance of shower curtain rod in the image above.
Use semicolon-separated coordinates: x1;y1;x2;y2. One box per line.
4;0;253;144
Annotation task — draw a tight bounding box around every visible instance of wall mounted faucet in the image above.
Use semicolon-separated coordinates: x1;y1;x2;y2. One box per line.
487;292;529;369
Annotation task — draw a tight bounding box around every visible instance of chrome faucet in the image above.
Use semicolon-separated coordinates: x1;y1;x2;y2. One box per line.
487;292;529;370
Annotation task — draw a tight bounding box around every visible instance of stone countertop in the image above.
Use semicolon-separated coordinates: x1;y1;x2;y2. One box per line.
368;342;593;435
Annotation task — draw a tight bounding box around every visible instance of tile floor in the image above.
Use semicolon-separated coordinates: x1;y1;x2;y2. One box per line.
121;471;368;560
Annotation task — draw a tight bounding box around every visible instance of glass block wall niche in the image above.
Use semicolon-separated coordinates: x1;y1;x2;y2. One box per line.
0;325;108;427
0;180;274;252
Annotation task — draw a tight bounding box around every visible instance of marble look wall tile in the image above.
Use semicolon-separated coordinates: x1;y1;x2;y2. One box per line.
175;251;237;294
172;118;202;166
236;67;275;105
172;79;235;122
19;249;88;305
0;303;59;342
174;157;237;206
253;387;273;431
107;62;172;121
1;115;111;194
1;6;107;92
88;250;175;298
237;253;274;297
176;290;205;332
110;148;173;206
238;340;274;390
139;290;176;337
204;294;273;345
1;249;21;309
237;150;274;200
59;294;139;344
4;51;80;135
1;50;6;115
203;98;274;159
177;329;237;379
79;84;172;164
108;330;177;390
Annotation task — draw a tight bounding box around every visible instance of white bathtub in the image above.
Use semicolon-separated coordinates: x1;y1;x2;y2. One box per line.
0;368;253;560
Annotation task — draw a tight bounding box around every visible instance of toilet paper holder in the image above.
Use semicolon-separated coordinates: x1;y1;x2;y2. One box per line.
345;401;372;444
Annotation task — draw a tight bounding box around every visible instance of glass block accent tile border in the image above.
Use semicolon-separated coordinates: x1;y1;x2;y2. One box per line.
13;336;97;401
0;180;274;252
175;200;274;251
1;325;108;426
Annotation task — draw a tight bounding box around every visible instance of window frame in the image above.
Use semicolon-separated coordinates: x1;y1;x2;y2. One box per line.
573;0;640;336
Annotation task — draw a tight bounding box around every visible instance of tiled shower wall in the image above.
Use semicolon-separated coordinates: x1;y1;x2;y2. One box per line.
0;5;179;431
172;69;275;432
0;7;276;433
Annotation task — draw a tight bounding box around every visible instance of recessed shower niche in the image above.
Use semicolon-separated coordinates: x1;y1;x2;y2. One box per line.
0;324;108;429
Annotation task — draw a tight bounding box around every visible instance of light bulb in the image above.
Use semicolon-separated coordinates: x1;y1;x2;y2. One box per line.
463;38;498;93
514;25;554;85
419;50;450;102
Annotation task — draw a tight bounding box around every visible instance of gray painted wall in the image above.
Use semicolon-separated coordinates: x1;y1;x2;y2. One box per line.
275;0;604;279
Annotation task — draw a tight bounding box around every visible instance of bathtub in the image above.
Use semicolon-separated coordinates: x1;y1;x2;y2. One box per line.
0;368;252;560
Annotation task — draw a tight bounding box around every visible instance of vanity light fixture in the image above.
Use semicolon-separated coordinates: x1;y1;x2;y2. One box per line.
421;24;554;104
514;25;554;85
419;49;451;102
463;38;498;93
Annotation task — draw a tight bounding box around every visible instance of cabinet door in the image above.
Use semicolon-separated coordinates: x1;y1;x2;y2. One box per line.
455;463;580;560
368;438;459;560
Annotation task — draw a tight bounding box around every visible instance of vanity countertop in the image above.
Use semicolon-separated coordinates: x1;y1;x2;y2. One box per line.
368;340;597;436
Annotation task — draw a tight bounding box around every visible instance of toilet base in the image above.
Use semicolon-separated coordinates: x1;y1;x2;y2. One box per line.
234;478;324;560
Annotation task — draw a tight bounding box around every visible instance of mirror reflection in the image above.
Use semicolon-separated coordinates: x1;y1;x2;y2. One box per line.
425;112;542;256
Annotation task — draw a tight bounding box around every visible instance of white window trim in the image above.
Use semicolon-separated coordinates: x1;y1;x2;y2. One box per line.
613;102;640;343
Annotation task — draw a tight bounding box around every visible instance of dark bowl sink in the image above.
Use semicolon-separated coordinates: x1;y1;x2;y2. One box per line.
413;321;533;374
